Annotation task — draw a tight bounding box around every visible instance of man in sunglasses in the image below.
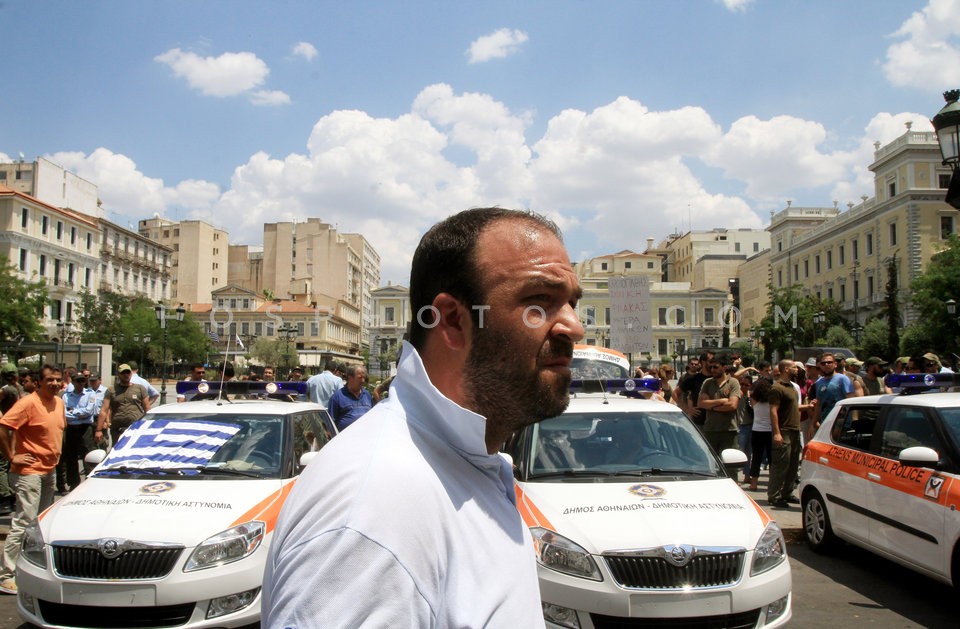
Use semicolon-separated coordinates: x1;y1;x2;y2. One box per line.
811;353;854;430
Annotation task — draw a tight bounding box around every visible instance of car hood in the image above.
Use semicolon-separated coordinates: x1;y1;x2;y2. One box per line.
516;478;772;553
39;477;291;545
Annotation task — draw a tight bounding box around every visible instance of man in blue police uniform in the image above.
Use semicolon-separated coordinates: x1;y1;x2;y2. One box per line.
326;365;373;431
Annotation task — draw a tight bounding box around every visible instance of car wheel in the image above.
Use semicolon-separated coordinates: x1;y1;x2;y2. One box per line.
802;489;837;553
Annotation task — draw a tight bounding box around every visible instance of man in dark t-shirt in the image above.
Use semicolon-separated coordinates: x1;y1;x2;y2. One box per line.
95;364;150;448
677;356;708;426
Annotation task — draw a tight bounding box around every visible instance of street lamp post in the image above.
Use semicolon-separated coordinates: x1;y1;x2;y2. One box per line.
932;89;960;209
132;333;151;377
154;302;185;405
852;324;864;345
814;311;825;342
277;323;298;374
56;319;71;370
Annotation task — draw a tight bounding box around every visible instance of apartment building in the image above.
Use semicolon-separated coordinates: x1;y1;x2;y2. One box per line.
98;219;173;302
138;217;229;305
767;126;957;327
660;228;770;289
0;157;101;219
260;219;381;350
0;186;101;332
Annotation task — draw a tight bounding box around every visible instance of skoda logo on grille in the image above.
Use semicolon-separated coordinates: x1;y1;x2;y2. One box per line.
665;544;693;567
99;539;124;559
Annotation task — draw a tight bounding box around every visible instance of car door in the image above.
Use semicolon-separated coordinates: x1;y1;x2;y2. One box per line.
867;405;949;578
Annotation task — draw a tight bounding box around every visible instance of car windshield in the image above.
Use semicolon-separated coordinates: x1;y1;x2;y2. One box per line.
93;414;284;479
935;407;960;449
528;411;722;480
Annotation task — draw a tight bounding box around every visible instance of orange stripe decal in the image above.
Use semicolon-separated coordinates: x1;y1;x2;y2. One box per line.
514;483;555;531
230;480;297;533
746;495;773;527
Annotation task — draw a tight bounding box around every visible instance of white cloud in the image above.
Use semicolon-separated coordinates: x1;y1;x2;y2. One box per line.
249;90;291;106
467;28;528;64
155;48;270;97
718;0;755;12
51;86;934;283
292;41;318;61
883;0;960;88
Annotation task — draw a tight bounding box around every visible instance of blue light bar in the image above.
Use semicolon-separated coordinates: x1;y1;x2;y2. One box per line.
175;380;309;397
570;377;662;396
886;372;960;392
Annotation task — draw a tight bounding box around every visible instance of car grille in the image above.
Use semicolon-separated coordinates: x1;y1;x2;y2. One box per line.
38;600;195;628
603;548;745;589
590;609;761;629
53;542;184;579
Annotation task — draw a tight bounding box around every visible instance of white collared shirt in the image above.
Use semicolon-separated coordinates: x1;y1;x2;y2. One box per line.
264;342;544;628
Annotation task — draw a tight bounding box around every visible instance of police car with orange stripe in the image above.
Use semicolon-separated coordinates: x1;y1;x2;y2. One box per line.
502;377;792;629
799;372;960;586
15;380;336;629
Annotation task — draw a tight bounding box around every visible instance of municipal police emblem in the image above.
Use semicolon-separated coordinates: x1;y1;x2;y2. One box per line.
140;481;176;494
628;484;666;499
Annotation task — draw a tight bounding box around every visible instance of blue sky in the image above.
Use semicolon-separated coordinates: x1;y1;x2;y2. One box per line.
4;0;960;284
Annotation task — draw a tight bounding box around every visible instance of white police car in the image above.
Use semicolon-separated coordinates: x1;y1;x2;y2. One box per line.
800;372;960;586
16;381;336;629
503;378;792;629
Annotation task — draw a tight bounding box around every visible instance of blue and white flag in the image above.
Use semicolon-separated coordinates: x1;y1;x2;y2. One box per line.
208;329;220;343
102;419;241;470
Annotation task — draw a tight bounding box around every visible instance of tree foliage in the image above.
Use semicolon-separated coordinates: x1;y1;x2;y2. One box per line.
758;284;845;357
0;257;48;341
824;325;854;348
860;318;890;359
908;235;960;355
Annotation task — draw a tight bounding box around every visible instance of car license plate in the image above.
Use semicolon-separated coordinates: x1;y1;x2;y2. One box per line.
62;582;157;606
631;590;731;615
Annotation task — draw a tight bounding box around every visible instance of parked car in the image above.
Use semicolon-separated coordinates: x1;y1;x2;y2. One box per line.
16;381;336;629
800;372;960;587
503;378;792;629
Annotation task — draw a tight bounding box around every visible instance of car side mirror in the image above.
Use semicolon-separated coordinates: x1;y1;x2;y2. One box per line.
720;448;748;465
84;449;107;465
899;446;939;467
299;451;319;468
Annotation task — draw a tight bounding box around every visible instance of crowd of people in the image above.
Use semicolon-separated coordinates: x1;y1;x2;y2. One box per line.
642;348;956;509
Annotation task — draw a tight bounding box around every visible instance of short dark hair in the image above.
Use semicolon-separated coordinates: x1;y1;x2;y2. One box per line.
408;207;562;349
39;364;61;380
324;360;338;372
189;362;205;371
218;361;235;378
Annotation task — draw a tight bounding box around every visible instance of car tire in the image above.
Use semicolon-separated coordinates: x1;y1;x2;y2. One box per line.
802;489;837;553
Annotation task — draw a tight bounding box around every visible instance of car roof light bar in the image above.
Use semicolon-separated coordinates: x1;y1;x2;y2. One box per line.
887;372;960;394
175;380;309;397
569;377;662;396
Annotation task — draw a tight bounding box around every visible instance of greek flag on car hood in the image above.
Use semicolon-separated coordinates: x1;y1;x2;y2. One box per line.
101;419;241;469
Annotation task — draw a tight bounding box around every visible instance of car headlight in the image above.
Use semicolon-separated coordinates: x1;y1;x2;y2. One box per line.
184;521;265;572
21;521;47;569
530;527;602;581
751;522;787;576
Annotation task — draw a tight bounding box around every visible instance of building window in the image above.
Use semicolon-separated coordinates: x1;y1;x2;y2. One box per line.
658;307;668;326
385;306;395;322
852;239;858;260
658;338;668;356
85;268;91;287
86;233;92;250
777;269;782;286
624;261;632;269
18;249;26;272
867;275;874;297
676;308;685;326
41;216;49;235
585;306;596;326
735;242;741;252
604;307;611;325
941;215;956;239
266;322;275;336
839;245;845;265
56;221;63;240
793;264;799;281
242;299;250;309
704;307;715;324
804;259;809;278
889;222;897;246
827;250;832;269
866;233;873;256
940;173;952;188
255;322;263;335
840;284;846;302
601;262;608;270
853;279;859;301
70;227;77;245
753;242;759;252
39;255;46;276
815;255;821;274
828;287;833;300
888;181;896;198
21;208;28;229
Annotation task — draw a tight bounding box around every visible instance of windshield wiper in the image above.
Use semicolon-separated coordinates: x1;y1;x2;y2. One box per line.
528;470;613;479
631;468;717;477
192;466;265;479
94;466;181;476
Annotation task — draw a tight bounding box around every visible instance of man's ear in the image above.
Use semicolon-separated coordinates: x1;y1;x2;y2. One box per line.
430;293;472;350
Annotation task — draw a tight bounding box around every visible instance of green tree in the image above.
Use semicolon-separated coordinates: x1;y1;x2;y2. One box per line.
899;322;933;359
908;235;960;357
884;255;901;358
76;289;131;344
824;325;854;348
860;318;889;359
0;257;48;341
249;337;283;369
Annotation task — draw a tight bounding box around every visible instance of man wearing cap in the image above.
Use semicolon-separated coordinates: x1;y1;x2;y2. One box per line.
95;365;150;448
863;357;892;396
843;358;865;397
127;361;160;406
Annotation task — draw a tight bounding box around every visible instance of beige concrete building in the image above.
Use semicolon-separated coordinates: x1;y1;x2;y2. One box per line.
767;127;957;328
227;244;263;295
260;219;381;349
195;284;362;370
658;228;769;289
0;157;102;219
138;217;229;305
98;219;173;303
368;283;410;377
574;251;730;367
0;185;101;334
